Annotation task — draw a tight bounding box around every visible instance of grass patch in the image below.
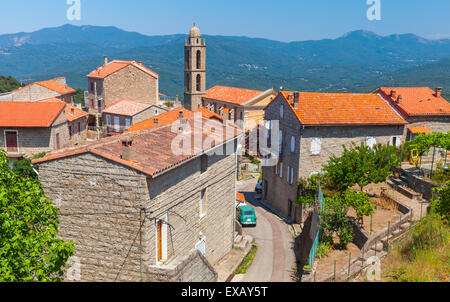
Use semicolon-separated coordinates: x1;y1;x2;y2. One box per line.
381;214;450;282
234;245;258;275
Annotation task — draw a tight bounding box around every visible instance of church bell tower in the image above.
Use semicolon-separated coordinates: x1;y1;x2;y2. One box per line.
184;22;206;110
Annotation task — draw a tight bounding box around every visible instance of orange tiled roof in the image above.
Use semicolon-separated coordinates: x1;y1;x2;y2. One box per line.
408;126;431;134
236;193;246;202
32;118;241;177
14;78;75;95
0;101;65;127
87;60;158;79
204;86;263;105
280;91;407;125
35;98;88;122
377;87;450;117
127;107;223;132
103;98;153;116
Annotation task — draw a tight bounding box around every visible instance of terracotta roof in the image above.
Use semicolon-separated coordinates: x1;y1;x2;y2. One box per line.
14;78;75;96
377;87;450;117
34;98;88;122
127;107;223;132
280;91;407;125
103;98;153;116
204;86;264;105
408;126;431;134
32;118;241;177
87;60;158;79
236;193;246;202
0;101;65;127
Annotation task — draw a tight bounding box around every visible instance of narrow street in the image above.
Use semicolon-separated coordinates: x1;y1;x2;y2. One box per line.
234;178;297;282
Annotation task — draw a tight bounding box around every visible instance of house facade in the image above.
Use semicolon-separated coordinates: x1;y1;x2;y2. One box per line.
86;58;159;125
0;100;87;166
262;91;407;223
102;98;168;135
32;117;242;282
0;77;76;104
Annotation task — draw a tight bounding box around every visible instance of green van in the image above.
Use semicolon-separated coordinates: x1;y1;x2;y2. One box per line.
237;205;257;226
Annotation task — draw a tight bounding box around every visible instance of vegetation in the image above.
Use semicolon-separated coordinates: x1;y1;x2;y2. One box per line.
342;190;375;225
12;158;38;179
296;174;322;205
383;214;449;282
0;150;74;281
431;181;450;223
315;241;333;259
73;88;85;106
324;143;399;192
234;245;258;275
0;75;23;93
319;195;353;250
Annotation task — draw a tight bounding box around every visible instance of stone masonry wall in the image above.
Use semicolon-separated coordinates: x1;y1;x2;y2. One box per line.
39;153;151;282
104;65;158;106
1;127;52;157
37;140;237;281
299;125;405;178
11;84;59;101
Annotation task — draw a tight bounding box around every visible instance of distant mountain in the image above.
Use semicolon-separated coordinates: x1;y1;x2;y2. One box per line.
1;24;449;99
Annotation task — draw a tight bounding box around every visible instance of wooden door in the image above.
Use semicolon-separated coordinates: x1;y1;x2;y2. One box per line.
5;131;18;152
157;220;163;261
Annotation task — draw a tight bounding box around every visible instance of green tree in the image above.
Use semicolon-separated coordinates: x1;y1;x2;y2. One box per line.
0;75;23;93
431;181;450;224
324;143;399;192
342;190;375;225
12;158;38;179
319;195;353;250
296;174;322;205
0;150;74;281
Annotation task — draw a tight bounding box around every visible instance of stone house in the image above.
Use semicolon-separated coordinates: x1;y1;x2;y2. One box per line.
0;77;76;104
0;99;87;166
102;97;169;135
86;57;159;127
32;116;242;282
262;91;407;223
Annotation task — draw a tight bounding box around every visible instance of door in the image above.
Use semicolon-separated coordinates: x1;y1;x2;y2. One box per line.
157;220;163;261
5;131;18;152
114;116;120;132
288;200;293;218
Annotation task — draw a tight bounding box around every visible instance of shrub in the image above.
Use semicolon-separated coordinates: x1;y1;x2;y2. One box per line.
431;181;450;223
342;190;375;225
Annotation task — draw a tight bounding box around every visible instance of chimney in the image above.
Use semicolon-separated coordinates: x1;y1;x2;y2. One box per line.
70;107;75;115
390;90;397;99
435;87;442;98
138;61;143;65
120;138;133;161
178;110;184;119
396;95;403;104
293;92;300;109
104;56;108;65
153;117;158;125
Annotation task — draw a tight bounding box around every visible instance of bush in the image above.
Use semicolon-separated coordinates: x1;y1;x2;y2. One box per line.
319;195;353;250
316;241;332;259
431;181;450;223
12;158;38;179
342;190;375;225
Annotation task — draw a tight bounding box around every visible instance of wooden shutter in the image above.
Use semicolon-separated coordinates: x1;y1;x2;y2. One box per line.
5;131;18;152
311;138;322;155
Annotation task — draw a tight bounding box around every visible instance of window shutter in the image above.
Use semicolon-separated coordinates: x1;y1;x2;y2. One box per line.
291;136;295;153
311;138;322;155
366;137;377;149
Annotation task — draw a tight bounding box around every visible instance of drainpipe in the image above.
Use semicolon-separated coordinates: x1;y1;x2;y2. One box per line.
234;137;243;248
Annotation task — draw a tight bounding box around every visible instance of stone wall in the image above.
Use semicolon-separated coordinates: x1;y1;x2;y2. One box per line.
147;249;217;282
37;140;237;281
392;167;439;200
104;65;159;106
11;84;59;101
299;125;405;178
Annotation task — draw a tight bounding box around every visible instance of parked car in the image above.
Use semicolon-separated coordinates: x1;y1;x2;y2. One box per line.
237;205;257;227
255;180;263;194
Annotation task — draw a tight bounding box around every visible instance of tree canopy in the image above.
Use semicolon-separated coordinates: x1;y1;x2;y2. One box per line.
0;150;74;281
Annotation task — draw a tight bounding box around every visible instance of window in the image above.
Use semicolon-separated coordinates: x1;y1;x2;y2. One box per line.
185;50;190;69
288;166;295;184
196;50;201;69
186;74;190;92
114;116;120;132
154;109;159;115
390;136;401;147
280;104;284;119
200;154;208;173
69;125;73;139
196;74;201;92
78;122;81;133
200;189;206;218
55;133;60;150
277;162;283;178
125;118;131;130
291;136;296;153
106;115;111;126
311;138;322;155
279;130;283;154
366;137;377;149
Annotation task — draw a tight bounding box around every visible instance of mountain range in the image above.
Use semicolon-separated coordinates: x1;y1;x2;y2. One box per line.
1;24;449;100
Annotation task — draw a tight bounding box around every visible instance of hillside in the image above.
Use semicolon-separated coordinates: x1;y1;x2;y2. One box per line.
0;75;22;93
1;24;450;99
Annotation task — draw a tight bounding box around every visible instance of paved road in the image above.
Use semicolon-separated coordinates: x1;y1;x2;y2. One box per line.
234;178;296;282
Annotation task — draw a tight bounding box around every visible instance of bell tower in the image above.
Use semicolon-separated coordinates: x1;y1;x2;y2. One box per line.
184;22;206;110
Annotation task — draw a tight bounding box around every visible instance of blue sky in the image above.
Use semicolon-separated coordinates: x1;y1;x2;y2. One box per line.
1;0;449;41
